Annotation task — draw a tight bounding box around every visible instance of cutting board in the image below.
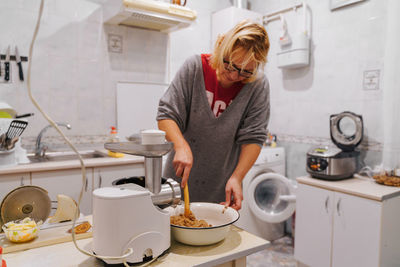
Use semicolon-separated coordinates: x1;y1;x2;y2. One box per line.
0;217;92;254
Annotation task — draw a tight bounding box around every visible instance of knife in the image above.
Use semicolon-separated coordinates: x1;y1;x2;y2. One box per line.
15;113;34;119
4;46;10;81
15;46;24;81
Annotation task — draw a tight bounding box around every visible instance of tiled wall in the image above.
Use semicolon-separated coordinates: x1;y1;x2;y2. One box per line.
251;0;386;145
249;0;388;178
0;0;390;176
0;0;230;151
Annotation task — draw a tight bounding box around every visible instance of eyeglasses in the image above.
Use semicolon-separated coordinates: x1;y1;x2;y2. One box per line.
223;60;255;79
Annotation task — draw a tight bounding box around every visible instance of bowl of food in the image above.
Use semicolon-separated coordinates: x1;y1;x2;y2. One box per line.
164;202;239;246
2;217;40;243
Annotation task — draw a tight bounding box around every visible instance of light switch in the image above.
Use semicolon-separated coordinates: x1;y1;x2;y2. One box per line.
108;34;123;53
363;70;380;90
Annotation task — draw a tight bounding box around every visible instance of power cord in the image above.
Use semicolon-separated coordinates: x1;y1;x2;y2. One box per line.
25;0;155;265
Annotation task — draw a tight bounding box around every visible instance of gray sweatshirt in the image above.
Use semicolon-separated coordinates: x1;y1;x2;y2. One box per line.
157;55;270;203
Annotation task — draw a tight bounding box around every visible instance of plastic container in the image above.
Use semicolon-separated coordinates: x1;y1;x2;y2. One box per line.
0;246;3;267
108;126;120;143
141;129;166;145
107;127;124;158
15;138;29;164
0;246;6;267
2;218;39;243
0;148;17;168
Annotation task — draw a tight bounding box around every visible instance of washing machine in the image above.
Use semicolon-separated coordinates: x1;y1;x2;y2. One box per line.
235;147;296;241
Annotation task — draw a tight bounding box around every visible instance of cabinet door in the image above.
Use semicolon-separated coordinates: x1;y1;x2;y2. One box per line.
332;192;381;267
93;164;145;189
294;184;334;267
0;173;30;202
31;168;93;215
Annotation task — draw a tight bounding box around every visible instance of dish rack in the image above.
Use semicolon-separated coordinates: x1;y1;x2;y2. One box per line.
0;119;28;167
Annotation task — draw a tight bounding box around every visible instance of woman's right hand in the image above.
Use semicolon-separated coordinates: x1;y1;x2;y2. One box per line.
173;143;193;188
158;119;193;188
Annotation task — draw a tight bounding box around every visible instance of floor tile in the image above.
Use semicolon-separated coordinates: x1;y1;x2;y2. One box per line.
247;236;296;267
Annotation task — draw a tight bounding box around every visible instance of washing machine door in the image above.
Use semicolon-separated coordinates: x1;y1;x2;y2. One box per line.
246;172;296;223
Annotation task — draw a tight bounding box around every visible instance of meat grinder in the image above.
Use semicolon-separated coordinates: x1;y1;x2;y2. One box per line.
92;141;181;264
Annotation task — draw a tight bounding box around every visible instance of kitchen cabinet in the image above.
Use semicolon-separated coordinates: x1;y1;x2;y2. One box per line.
294;184;333;267
0;173;30;202
31;168;93;216
331;191;380;267
28;163;145;216
93;164;145;189
294;177;400;267
0;155;145;215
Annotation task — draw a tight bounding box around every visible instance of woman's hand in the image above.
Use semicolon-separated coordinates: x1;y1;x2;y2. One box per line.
173;143;193;188
158;119;193;188
221;144;261;210
221;176;243;210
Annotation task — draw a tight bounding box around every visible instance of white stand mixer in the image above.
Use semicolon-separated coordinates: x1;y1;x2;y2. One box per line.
92;141;181;264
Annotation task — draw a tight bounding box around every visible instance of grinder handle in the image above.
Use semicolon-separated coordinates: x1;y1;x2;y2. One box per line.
184;183;191;217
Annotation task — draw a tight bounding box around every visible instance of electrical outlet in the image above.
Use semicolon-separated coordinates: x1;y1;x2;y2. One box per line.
363;69;380;90
108;34;123;53
0;63;12;83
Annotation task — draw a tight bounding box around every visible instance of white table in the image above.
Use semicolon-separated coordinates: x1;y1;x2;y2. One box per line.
4;225;269;267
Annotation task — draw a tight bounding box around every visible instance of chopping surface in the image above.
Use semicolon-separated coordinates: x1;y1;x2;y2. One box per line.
0;216;92;254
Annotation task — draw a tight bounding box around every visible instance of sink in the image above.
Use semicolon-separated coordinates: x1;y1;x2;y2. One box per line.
27;150;107;163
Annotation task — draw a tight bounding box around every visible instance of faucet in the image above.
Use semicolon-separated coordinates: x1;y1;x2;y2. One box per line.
35;122;71;157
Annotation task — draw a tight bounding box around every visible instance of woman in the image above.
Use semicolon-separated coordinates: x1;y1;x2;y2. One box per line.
157;20;270;210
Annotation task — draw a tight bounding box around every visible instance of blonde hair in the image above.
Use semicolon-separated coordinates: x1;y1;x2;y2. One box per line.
210;20;270;83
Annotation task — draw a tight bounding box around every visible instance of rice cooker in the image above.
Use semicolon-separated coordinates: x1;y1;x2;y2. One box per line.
306;111;363;180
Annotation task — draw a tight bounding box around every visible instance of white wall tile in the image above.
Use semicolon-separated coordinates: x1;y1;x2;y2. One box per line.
252;0;387;144
0;0;390;153
78;21;103;61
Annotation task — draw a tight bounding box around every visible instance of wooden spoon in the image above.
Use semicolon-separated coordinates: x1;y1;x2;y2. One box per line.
184;183;191;217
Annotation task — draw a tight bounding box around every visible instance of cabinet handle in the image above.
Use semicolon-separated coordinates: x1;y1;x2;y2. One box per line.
98;172;102;188
85;176;88;192
325;196;329;213
336;198;341;216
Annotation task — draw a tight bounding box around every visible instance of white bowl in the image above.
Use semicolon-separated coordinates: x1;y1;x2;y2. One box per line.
164;202;240;246
0;102;16;118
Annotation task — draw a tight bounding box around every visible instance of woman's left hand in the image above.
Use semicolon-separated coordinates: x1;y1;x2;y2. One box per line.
220;176;243;210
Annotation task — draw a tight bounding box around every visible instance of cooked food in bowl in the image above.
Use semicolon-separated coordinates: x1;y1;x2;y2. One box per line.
170;213;212;227
164;202;240;246
2;217;40;243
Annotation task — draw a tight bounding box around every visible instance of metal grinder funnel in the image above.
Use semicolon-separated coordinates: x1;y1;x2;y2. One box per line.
0;185;51;225
104;141;173;194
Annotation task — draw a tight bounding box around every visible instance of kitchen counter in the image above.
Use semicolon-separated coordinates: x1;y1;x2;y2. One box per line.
3;225;269;267
0;151;143;175
297;175;400;201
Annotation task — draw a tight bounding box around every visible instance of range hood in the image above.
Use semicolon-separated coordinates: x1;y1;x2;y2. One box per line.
103;0;197;32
